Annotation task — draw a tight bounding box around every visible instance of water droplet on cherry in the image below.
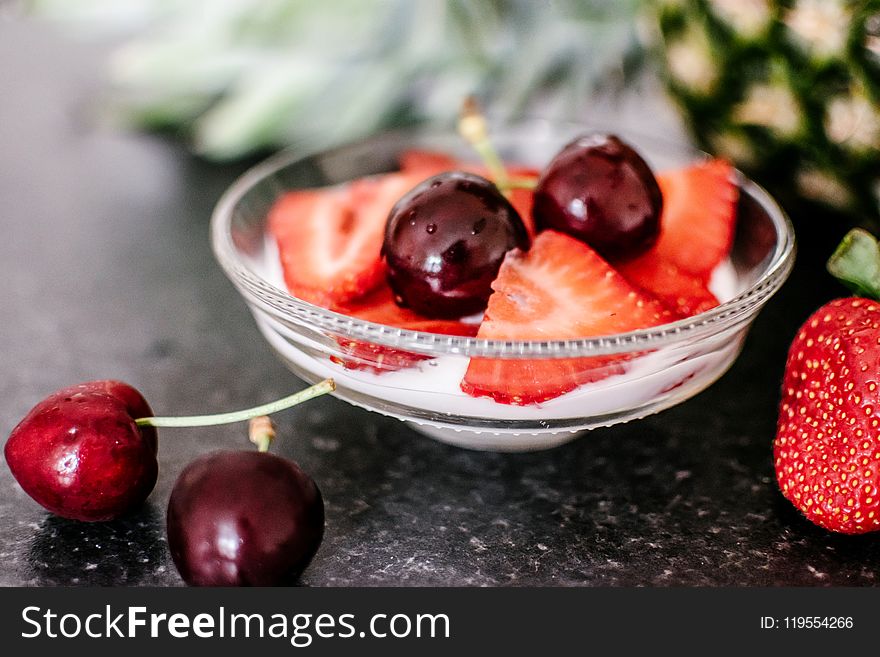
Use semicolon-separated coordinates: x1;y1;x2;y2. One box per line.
4;380;158;522
383;171;529;318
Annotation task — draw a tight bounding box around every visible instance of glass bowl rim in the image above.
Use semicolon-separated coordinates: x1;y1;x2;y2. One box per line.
211;123;796;359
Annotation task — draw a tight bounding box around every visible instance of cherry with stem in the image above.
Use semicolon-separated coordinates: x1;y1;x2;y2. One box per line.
457;97;538;194
5;378;335;522
165;399;329;586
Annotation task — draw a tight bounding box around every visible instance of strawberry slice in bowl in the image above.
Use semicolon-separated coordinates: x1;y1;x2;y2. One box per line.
268;171;429;308
461;231;674;405
616;159;738;318
650;159;739;282
616;253;719;318
332;283;479;374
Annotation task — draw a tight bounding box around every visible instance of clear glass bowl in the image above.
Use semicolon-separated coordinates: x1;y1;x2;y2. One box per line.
211;122;795;451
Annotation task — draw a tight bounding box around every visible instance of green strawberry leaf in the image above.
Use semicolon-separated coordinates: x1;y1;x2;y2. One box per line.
827;228;880;300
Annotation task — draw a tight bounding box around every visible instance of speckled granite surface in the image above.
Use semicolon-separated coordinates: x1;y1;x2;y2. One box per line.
2;20;879;587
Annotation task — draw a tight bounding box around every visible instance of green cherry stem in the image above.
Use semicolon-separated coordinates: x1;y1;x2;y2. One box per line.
134;378;335;428
497;176;538;192
458;96;510;192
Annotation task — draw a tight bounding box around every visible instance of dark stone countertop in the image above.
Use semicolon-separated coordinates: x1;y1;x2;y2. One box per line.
2;19;879;587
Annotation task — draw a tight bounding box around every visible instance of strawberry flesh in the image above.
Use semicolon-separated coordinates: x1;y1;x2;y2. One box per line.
332;283;479;373
617;251;719;317
268;172;427;307
461;230;672;405
614;159;737;316
651;159;738;282
775;298;880;534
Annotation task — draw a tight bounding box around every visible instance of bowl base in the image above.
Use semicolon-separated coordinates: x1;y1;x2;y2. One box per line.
406;422;583;452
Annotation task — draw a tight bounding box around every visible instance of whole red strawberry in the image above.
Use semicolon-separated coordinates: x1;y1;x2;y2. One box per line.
775;229;880;534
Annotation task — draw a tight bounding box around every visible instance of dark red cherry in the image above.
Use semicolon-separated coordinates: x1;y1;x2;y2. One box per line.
382;171;530;318
4;380;158;522
533;133;662;261
166;450;324;586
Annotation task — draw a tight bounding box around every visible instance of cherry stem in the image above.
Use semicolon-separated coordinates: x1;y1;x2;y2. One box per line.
458;96;510;192
249;416;276;453
134;378;335;428
497;176;538;192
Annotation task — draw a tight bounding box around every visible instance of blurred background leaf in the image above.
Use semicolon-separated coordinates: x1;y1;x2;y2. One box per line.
29;0;644;160
27;0;879;224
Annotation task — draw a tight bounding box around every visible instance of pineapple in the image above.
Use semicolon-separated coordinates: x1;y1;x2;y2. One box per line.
652;0;880;224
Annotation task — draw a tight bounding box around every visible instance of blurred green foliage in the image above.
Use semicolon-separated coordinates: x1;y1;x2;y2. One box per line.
31;0;643;160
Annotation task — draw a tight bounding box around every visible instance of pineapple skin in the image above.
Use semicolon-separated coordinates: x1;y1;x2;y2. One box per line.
653;0;880;224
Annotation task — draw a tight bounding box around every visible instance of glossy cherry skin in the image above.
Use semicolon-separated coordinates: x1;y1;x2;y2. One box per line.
166;450;324;586
382;171;530;318
532;133;663;261
4;380;158;522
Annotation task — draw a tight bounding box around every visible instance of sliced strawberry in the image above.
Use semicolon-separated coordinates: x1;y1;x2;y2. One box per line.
617;250;719;318
268;172;426;307
340;283;479;334
613;159;735;316
652;159;738;281
461;231;672;405
332;283;479;373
